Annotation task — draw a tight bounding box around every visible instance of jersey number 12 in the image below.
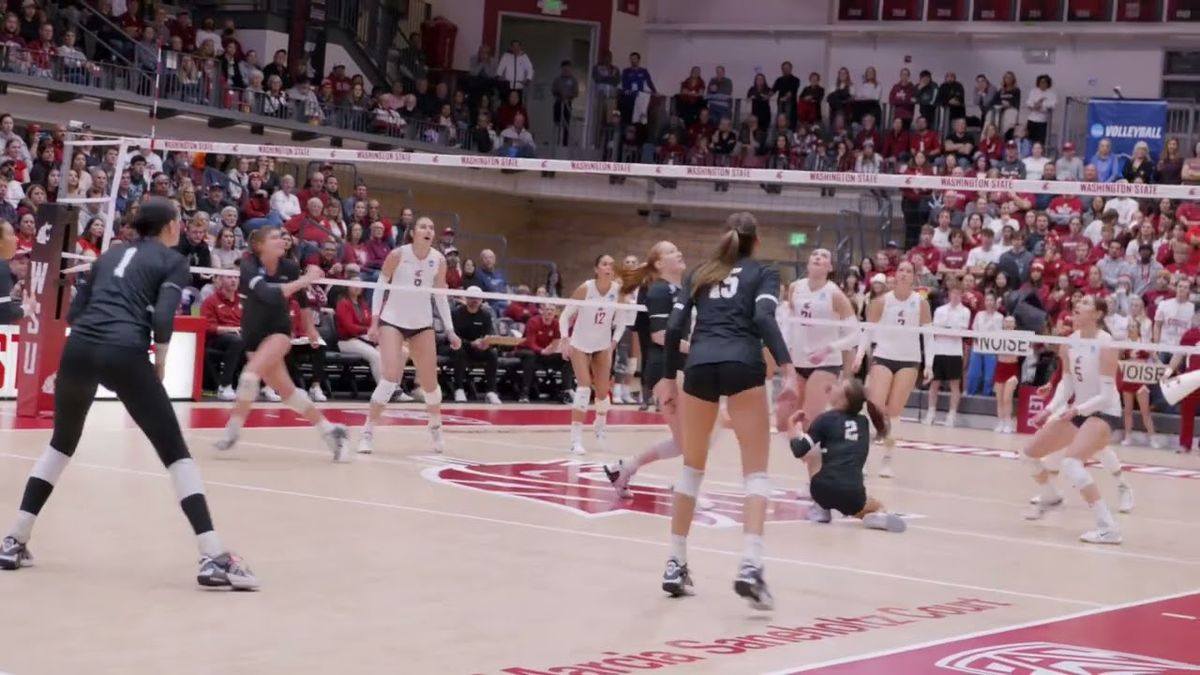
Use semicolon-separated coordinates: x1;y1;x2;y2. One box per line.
708;274;739;299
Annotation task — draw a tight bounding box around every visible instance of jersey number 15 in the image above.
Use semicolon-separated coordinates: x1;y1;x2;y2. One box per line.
708;274;739;299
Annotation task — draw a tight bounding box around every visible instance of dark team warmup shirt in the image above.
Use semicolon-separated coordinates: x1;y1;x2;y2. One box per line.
791;410;871;484
239;255;304;338
666;258;788;375
70;239;190;348
635;279;687;377
0;259;23;324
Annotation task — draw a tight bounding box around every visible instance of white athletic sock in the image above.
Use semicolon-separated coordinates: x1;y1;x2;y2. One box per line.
570;422;582;444
743;533;764;565
197;531;223;559
11;511;35;543
223;415;245;440
1097;448;1123;478
1039;481;1061;504
428;411;442;428
317;419;335;434
670;534;687;563
362;420;376;435
1090;500;1116;529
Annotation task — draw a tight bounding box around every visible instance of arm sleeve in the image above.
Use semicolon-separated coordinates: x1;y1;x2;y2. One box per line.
559;304;577;339
754;266;791;367
1074;381;1119;416
435;293;456;337
663;290;694;378
1047;365;1075;414
0;261;23;324
153;259;190;345
371;265;387;320
241;257;285;307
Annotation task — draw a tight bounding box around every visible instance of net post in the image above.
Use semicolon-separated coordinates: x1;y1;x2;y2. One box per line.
100;140;131;252
15;203;74;418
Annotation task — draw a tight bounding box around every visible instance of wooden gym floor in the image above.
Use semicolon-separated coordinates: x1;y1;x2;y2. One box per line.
0;402;1199;675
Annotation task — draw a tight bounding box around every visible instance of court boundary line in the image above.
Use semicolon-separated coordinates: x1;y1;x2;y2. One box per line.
760;587;1200;674
187;432;1200;567
0;451;1101;609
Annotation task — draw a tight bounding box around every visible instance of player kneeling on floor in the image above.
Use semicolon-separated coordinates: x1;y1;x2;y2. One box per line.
786;379;906;533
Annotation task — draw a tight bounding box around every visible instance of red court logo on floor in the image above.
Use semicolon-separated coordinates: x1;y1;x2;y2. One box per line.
936;642;1200;674
421;458;811;528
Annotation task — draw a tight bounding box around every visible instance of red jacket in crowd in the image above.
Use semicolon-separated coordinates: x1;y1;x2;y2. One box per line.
335;295;372;341
520;313;560;352
201;289;242;335
504;301;535;324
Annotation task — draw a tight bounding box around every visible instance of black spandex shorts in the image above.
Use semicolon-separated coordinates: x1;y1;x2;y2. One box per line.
1070;414;1121;431
796;365;840;380
682;361;767;403
873;357;920;374
381;320;432;339
809;473;868;517
243;328;289;353
930;355;964;382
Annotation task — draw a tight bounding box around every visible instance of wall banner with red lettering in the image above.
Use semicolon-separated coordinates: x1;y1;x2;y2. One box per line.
17;203;71;417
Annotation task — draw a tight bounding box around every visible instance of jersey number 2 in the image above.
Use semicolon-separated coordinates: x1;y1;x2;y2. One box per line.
113;247;137;278
844;421;859;441
708;274;739;299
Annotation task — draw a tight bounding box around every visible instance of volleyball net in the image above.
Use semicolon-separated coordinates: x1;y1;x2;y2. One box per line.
38;134;1200;366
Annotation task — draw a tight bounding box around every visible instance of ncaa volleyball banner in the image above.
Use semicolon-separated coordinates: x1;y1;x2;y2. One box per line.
1086;98;1168;161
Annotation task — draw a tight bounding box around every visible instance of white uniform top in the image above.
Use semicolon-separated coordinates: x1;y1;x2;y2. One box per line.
379;244;442;330
929;302;971;357
1066;330;1121;417
570;279;621;353
788;279;841;368
1155;298;1195;346
872;291;923;363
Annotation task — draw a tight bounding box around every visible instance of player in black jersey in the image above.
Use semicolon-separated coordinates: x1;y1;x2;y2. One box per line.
787;378;907;533
657;212;797;611
0;198;259;589
0;218;29;324
214;226;349;460
603;241;689;496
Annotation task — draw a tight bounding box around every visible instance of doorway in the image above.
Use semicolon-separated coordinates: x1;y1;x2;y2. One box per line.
497;14;598;152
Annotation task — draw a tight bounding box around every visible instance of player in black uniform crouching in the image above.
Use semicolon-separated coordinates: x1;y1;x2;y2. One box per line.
0;198;259;589
657;212;797;611
787;378;907;534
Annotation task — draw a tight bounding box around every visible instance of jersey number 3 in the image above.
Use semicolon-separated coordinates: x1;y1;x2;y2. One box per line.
113;247;137;278
708;274;739;299
844;420;859;441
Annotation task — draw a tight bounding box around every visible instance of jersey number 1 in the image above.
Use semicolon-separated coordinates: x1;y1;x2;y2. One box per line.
708;274;739;299
113;247;137;278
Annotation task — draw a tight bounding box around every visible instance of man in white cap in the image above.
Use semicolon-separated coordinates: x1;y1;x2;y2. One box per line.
449;286;502;404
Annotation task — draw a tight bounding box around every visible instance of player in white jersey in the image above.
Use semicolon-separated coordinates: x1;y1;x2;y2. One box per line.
559;254;629;454
857;260;930;478
1022;295;1124;545
780;249;859;430
359;217;461;454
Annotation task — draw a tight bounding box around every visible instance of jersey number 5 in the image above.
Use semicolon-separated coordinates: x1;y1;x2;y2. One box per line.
708;274;739;299
844;420;859;441
113;247;137;278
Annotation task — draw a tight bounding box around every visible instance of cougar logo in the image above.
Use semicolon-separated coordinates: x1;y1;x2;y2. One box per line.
937;641;1200;674
422;458;813;528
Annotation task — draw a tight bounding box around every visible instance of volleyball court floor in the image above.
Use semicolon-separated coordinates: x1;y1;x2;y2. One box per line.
1;402;1199;675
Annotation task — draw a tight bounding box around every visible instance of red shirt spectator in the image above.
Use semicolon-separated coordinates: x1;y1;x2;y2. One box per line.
940;249;967;272
335;294;372;341
1046;195;1083;226
889;79;916;123
328;65;353;103
286;208;333;246
304;242;346;278
241;190;270;221
520;311;561;352
201;285;243;334
882;126;910;161
1176;201;1200;228
170;13;197;52
1143;285;1172;320
909;128;940;157
977;135;1003;162
853;125;882;152
1064;260;1090;288
1181;327;1200;372
909;243;941;273
504;301;535;324
962;289;984;316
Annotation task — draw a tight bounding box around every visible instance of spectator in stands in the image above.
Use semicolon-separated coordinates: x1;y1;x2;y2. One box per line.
551;60;579;145
450;287;501;404
745;73;772;133
495;89;528;131
1123;141;1156;183
908;116;940;161
1053;141;1083;181
1091;138;1120;182
515;302;572;403
497;40;534;103
198;183;229;216
998;230;1034;285
465;43;498;107
1023;142;1050;178
1158;137;1184;185
217;39;246;91
211;225;241;269
287;197;333;254
498;112;536;158
176;215;212;305
444;246;463;289
888;68;916;130
201;274;244;401
996;140;1026;178
674;66;705;126
853;66;882;125
1132;245;1164;296
772;61;800;129
342;182;368;221
262;49;291;89
706;65;733;124
619;52;655;126
334;274;383;385
262;74;290;117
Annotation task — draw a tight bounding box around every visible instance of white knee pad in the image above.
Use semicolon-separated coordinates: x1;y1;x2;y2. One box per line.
744;472;771;498
423;387;443;407
1096;448;1122;475
595;396;611;416
1060;457;1095;491
236;372;260;402
1018;448;1046;476
675;465;704;497
370;379;397;405
571;386;591;413
283;388;312;413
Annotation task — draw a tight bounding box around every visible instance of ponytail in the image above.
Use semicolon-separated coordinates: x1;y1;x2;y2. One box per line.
691;212;758;300
864;399;890;440
842;377;890;439
619;263;654;296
